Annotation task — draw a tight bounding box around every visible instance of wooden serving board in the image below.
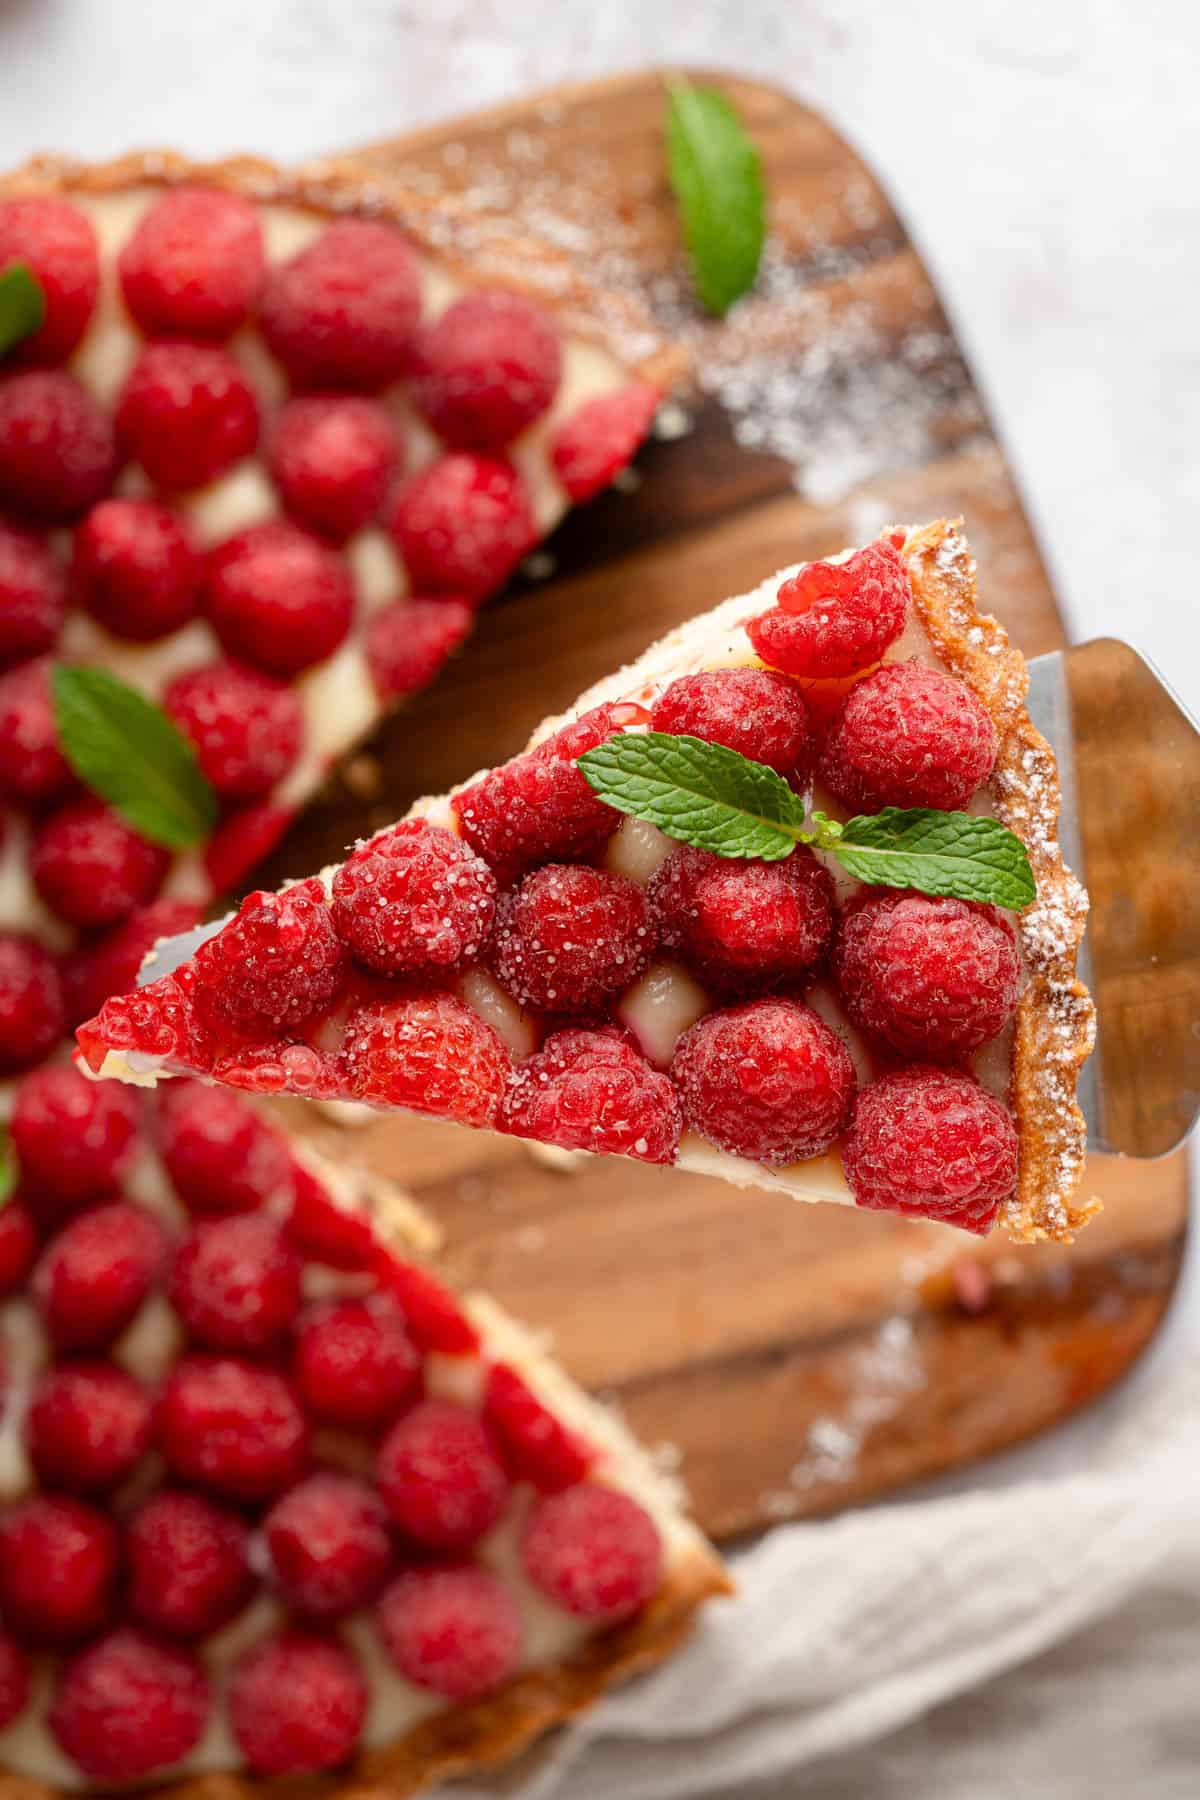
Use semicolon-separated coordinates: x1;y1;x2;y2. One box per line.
269;71;1186;1541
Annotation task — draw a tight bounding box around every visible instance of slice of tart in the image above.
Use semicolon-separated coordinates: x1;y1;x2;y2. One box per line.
0;1067;727;1792
80;521;1096;1242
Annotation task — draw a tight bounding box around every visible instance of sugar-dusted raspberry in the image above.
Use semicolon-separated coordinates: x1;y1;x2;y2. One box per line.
522;1482;662;1623
11;1062;138;1211
73;498;200;643
0;520;67;664
550;381;660;502
49;1628;209;1782
0;657;72;804
284;1157;377;1269
332;818;497;979
672;997;856;1164
651;667;816;785
293;1295;421;1431
26;1363;153;1493
843;1065;1018;1232
79;971;198;1071
366;596;473;701
0;370;117;520
261;220;422;391
455;701;634;883
0;1202;37;1298
118;186;265;338
409;292;561;450
205;519;355;675
388;453;538;600
749;540;910;679
265;1474;393;1621
165;659;304;800
270;394;401;540
34;1199;165;1351
67;898;200;1028
500;1026;681;1163
0;195;99;363
128;1490;254;1640
821;662;999;814
192;878;347;1038
0;1633;29;1730
229;1629;367;1777
116;341;258;492
0;1495;118;1644
834;890;1021;1061
484;1362;593;1492
158;1354;310;1502
492;864;654;1013
0;932;65;1072
377;1398;510;1551
377;1565;522;1701
648;844;835;995
157;1079;292;1215
33;796;169;929
341;989;511;1127
169;1214;302;1353
372;1250;481;1353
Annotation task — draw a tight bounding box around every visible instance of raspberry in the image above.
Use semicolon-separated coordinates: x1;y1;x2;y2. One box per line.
265;1474;393;1621
169;1214;302;1353
192;878;347;1037
492;864;653;1013
0;370;117;520
205;519;355;675
203;800;296;896
0;1201;37;1297
34;1199;166;1351
372;1251;481;1353
0;932;65;1072
651;667;816;784
455;701;633;882
341;989;511;1126
672;998;856;1164
116;341;258;491
157;1080;292;1215
11;1062;138;1212
484;1362;593;1491
376;1398;510;1551
500;1026;681;1163
261;220;422;390
366;596;473;701
749;540;910;678
33;797;169;929
834;890;1021;1060
127;1491;253;1640
0;1633;29;1730
284;1158;378;1269
25;1362;153;1492
0;1496;118;1644
820;662;999;814
332;818;497;979
66;899;200;1028
376;1565;522;1701
522;1482;662;1623
0;656;72;804
118;186;265;338
842;1066;1019;1232
293;1295;421;1431
0;519;67;664
73;498;200;642
158;1354;310;1501
269;394;401;540
550;381;660;501
229;1629;366;1776
165;659;304;800
648;845;835;995
388;453;538;600
49;1628;209;1782
0;196;99;363
409;292;561;450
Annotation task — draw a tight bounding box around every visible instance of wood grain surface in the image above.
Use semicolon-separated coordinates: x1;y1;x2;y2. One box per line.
266;70;1185;1540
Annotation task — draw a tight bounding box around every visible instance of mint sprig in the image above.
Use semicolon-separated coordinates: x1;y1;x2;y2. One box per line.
665;80;765;317
52;665;219;852
0;262;46;357
578;732;1035;909
0;1125;15;1212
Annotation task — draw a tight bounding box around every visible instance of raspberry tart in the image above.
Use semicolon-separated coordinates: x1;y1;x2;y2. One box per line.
81;521;1097;1241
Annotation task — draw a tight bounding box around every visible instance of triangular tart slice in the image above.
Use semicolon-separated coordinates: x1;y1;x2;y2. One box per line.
80;521;1096;1242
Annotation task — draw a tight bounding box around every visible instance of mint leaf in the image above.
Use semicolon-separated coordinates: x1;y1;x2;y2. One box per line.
0;1125;14;1211
665;80;765;316
52;665;219;851
579;731;807;860
835;808;1036;908
0;262;46;357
